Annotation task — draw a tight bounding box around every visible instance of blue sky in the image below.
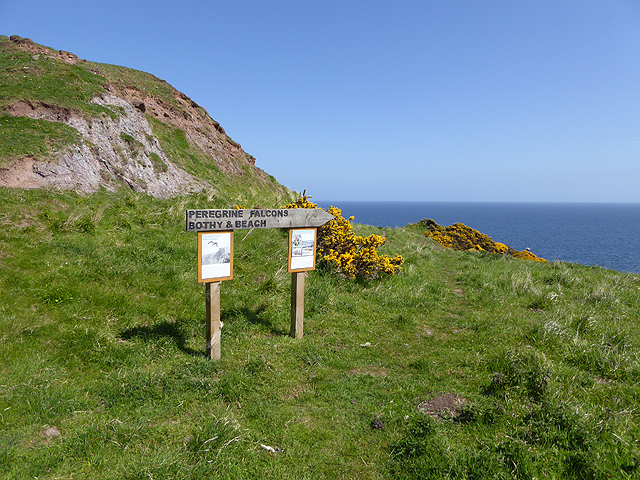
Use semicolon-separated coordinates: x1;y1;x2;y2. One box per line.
2;1;639;202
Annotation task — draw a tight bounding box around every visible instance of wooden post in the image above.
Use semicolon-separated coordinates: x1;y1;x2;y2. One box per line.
205;281;222;360
290;271;305;338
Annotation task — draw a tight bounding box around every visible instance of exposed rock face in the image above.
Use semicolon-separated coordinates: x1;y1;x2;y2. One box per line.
1;36;286;199
113;85;258;177
1;95;208;198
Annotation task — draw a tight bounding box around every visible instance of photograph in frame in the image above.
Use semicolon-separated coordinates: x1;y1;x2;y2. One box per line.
198;231;233;282
288;228;317;272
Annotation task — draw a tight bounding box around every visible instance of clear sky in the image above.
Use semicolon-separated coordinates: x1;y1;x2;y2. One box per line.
2;1;639;202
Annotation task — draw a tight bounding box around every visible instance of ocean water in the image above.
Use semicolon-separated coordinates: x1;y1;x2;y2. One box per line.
316;201;640;274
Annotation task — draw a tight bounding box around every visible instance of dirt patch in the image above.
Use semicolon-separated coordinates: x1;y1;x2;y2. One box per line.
13;212;41;229
8;36;82;65
4;100;76;123
0;157;46;189
371;418;385;430
42;426;61;437
416;393;466;419
349;366;388;377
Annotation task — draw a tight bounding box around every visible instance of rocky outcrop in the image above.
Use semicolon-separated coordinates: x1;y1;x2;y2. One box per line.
112;85;258;178
1;36;289;200
1;94;209;197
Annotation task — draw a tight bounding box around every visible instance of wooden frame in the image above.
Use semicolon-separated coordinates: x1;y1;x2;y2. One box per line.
198;231;234;283
288;228;317;273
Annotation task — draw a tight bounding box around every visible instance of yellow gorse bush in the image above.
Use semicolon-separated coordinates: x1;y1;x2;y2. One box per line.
284;194;404;280
420;219;546;262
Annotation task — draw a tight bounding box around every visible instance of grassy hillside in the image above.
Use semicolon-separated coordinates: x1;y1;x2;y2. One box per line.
1;189;639;479
0;35;292;205
0;36;118;164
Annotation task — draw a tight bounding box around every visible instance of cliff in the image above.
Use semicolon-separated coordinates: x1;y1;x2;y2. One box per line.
0;35;292;204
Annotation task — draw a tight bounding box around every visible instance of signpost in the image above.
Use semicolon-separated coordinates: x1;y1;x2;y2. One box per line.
187;208;334;359
186;208;334;231
288;228;318;338
197;231;234;360
205;282;222;360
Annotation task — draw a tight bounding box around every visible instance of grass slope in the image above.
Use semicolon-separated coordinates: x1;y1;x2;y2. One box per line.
0;36;291;207
1;189;639;479
0;36;110;165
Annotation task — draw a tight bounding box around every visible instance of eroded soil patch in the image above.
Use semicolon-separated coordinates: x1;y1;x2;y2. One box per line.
416;393;466;419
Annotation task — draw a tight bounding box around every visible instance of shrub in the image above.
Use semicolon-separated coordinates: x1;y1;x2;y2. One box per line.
420;219;546;262
283;193;404;280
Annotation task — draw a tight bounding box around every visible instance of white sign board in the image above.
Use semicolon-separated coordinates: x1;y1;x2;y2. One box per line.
198;231;233;282
289;228;317;272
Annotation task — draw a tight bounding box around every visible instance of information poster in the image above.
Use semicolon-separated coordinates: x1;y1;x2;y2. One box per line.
198;231;233;282
288;228;317;272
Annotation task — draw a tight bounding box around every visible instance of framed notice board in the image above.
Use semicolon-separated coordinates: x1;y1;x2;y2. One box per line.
288;228;317;273
198;231;234;282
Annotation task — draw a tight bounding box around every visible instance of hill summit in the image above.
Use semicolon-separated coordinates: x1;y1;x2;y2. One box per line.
0;35;291;203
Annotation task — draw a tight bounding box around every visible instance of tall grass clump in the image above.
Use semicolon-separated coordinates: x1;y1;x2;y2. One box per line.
485;347;550;403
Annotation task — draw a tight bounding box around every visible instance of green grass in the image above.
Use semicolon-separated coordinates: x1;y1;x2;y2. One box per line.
0;38;112;118
0;115;82;164
147;117;288;208
92;62;192;115
1;188;639;479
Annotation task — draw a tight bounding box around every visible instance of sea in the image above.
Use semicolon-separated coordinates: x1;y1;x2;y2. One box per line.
316;201;640;275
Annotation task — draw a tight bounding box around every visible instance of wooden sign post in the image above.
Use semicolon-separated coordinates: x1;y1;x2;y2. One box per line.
288;228;317;338
187;208;333;359
198;231;233;360
290;272;305;338
205;282;222;359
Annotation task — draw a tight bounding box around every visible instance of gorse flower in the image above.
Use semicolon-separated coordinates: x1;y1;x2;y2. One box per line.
420;219;546;262
284;193;404;280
